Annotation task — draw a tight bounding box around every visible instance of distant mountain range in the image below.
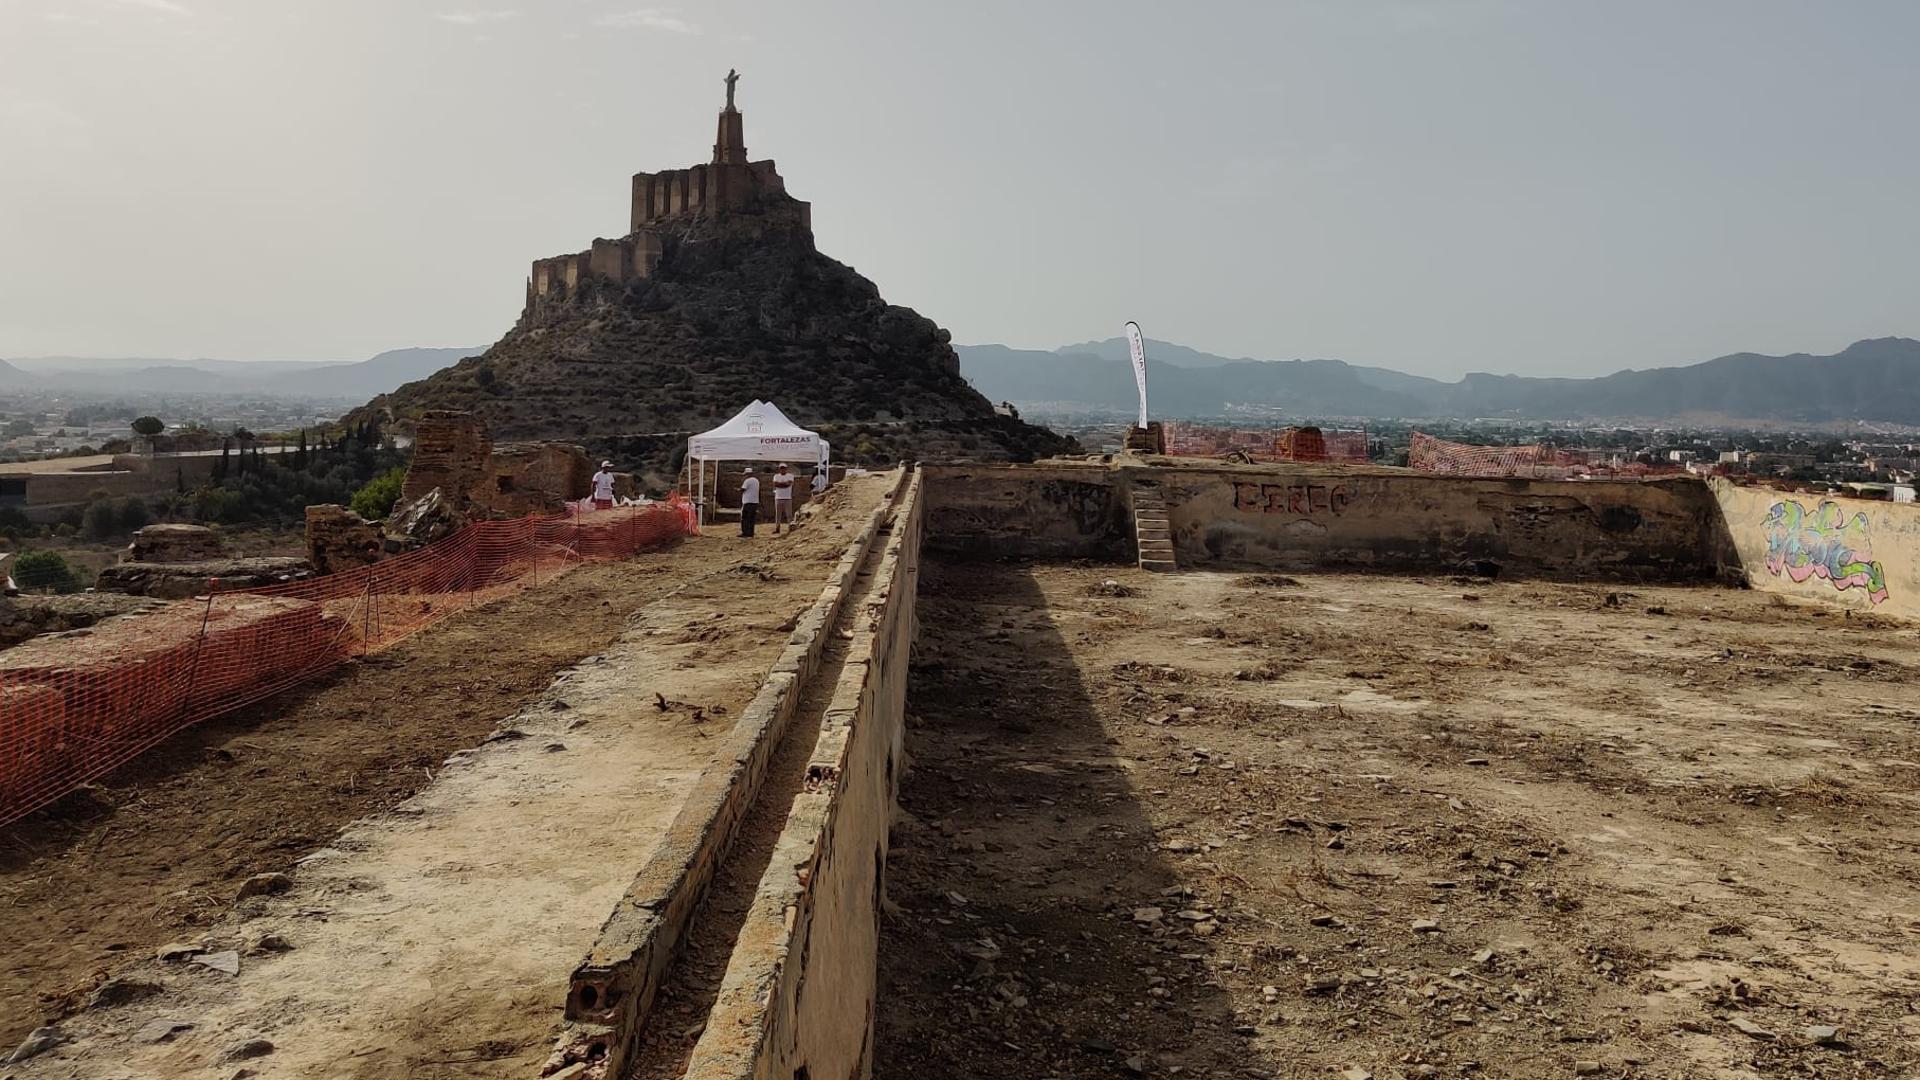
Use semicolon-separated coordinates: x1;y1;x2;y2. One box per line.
1;348;479;399
957;337;1920;426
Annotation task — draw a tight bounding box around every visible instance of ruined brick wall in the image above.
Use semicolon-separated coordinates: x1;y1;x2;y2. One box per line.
401;411;491;508
476;443;594;516
126;524;225;563
304;504;386;576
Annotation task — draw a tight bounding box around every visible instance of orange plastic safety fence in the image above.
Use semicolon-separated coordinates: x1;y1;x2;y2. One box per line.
0;498;696;827
1165;422;1369;463
1407;431;1685;480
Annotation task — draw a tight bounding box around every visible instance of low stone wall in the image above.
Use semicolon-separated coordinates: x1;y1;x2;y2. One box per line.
921;461;1128;560
680;470;923;1080
553;470;907;1077
1709;478;1920;619
922;460;1726;582
1158;462;1725;581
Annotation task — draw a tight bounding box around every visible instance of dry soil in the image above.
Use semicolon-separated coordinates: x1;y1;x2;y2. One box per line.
877;561;1920;1080
0;478;887;1067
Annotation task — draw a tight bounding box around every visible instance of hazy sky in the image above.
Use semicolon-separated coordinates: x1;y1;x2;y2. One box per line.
2;0;1916;378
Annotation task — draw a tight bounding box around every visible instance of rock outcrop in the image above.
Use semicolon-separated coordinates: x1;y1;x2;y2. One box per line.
353;79;1073;485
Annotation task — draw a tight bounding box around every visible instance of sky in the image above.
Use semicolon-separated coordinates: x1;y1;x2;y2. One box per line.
1;0;1916;379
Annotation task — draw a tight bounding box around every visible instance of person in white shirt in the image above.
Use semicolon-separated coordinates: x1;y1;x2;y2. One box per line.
810;468;828;497
771;463;795;533
738;467;760;537
590;461;617;510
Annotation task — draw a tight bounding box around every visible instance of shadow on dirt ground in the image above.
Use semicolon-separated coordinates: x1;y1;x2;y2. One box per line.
875;558;1279;1079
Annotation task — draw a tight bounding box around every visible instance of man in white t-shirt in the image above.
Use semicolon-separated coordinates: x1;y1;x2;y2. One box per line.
590;461;617;510
810;468;828;497
738;467;760;538
771;463;795;533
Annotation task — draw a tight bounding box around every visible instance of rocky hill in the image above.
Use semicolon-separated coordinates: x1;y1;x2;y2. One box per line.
354;88;1071;483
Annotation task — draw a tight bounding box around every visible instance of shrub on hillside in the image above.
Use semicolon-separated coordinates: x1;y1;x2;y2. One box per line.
118;496;151;532
82;499;121;540
13;550;82;594
349;466;408;521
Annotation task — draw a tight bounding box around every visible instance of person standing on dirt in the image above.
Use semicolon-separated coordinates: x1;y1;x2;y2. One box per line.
590;461;617;511
739;467;760;537
772;463;795;533
811;467;828;498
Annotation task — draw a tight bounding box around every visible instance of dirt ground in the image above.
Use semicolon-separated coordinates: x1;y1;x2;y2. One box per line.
877;561;1920;1080
0;479;885;1058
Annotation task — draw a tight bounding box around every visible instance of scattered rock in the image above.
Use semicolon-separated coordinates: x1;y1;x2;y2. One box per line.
218;1037;275;1063
544;742;568;752
193;950;242;976
87;975;162;1009
1132;907;1164;924
235;872;293;901
157;941;205;962
1411;920;1442;934
1341;1069;1373;1080
1464;757;1491;766
246;932;293;954
1574;1062;1601;1076
1728;1017;1775;1040
6;1026;65;1064
135;1019;194;1044
1804;1024;1841;1046
1161;839;1199;853
1123;1054;1148;1074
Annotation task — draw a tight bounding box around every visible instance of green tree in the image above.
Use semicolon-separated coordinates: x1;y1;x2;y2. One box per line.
132;416;165;437
13;550;82;594
118;496;151;532
349;466;408;520
82;499;121;539
213;439;231;482
0;505;32;538
294;429;309;470
3;418;36;437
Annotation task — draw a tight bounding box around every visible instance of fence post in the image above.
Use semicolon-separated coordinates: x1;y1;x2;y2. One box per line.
361;565;376;656
177;584;219;720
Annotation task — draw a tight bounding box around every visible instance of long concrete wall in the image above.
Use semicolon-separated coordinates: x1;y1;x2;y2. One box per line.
1158;463;1725;581
681;470;924;1080
924;460;1725;582
921;462;1129;561
1709;477;1920;619
550;471;906;1077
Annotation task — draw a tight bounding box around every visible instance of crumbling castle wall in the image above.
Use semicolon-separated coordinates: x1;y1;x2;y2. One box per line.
401;411;491;507
1159;464;1724;582
923;461;1726;582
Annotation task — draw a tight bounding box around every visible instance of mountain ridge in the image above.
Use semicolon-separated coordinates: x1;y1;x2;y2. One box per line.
958;336;1920;425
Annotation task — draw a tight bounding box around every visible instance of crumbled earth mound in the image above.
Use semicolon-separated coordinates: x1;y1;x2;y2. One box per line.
355;210;1073;480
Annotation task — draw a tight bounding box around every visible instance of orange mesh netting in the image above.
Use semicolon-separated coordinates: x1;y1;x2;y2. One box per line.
1407;431;1681;480
0;499;695;827
1165;423;1369;463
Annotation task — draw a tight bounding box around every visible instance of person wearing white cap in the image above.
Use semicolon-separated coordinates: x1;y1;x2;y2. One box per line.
590;460;617;511
739;467;761;537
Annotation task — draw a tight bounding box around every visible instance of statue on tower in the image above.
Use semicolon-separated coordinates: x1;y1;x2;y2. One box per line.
724;69;739;111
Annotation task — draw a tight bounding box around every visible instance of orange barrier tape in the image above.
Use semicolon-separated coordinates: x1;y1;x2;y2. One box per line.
0;499;693;827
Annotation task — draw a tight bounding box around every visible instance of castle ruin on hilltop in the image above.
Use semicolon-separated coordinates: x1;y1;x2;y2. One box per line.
525;70;810;312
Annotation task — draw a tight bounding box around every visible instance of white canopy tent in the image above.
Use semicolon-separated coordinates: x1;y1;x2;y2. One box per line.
686;400;830;525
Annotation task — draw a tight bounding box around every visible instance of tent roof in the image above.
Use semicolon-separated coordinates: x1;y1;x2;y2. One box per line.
688;400;829;463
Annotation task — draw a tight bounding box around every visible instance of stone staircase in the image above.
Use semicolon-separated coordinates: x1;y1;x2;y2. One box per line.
1132;487;1176;572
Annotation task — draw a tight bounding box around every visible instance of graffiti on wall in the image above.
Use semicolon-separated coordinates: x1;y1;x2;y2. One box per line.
1763;499;1889;604
1232;482;1352;516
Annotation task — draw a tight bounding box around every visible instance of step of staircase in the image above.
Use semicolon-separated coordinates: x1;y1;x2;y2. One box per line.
1133;486;1175;571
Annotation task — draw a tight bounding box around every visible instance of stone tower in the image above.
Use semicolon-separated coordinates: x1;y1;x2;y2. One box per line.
525;71;810;312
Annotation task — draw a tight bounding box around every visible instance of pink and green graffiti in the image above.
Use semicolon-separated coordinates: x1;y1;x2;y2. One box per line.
1763;499;1889;604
